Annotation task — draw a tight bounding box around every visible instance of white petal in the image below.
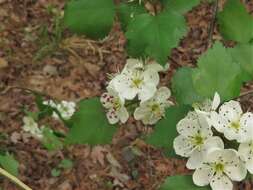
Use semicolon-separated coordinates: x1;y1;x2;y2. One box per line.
138;83;157;102
117;107;129;123
210;173;233;190
106;109;119;124
211;92;221;111
123;58;143;72
173;135;195;157
205;149;223;163
237;112;253;143
115;75;137;100
193;166;214;186
203;137;224;154
225;160;247;181
238;142;252;162
219;100;242;122
155;87;171;103
210;111;228;133
134;105;149;120
143;69;159;86
176;117;199;137
186;149;204;169
145;61;163;72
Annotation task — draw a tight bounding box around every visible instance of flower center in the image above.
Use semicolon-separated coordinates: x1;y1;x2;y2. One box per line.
230;121;240;130
113;98;121;110
192;135;204;146
214;163;224;172
132;78;143;88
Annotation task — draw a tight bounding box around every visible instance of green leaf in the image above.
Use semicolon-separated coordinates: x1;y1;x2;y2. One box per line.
117;2;146;31
162;0;200;14
159;175;211;190
192;42;243;101
172;67;204;105
64;0;115;39
126;11;187;65
218;0;253;43
42;127;63;151
66;98;117;145
229;44;253;82
145;105;191;157
51;168;61;177
0;153;19;176
58;159;73;169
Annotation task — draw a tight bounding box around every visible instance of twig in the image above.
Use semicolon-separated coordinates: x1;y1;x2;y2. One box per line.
238;89;253;99
207;0;219;47
0;167;32;190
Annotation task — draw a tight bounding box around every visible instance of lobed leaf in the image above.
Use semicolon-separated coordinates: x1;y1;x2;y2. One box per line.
0;153;19;176
126;11;187;65
172;67;204;105
65;98;117;145
162;0;200;14
159;175;211;190
192;42;243;101
64;0;115;39
117;1;146;31
218;0;253;43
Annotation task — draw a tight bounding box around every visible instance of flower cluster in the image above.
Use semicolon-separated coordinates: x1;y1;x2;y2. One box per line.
101;58;173;125
43;100;76;120
174;93;253;190
22;100;76;140
22;116;44;139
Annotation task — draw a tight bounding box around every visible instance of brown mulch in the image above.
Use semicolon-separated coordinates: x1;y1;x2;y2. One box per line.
0;0;253;190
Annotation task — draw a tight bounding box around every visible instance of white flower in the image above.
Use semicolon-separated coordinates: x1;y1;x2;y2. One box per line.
211;100;253;143
238;140;253;174
109;58;162;102
22;116;43;139
43;100;76;120
193;149;247;190
134;87;173;125
174;113;224;169
53;101;76;120
194;92;220;114
101;87;129;124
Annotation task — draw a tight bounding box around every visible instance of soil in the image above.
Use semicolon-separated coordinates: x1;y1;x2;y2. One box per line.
0;0;253;189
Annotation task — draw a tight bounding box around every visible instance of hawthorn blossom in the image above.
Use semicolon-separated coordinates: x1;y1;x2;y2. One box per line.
43;100;76;120
109;58;162;102
211;100;253;143
22;116;43;139
101;87;129;124
134;87;173;125
194;92;220;114
238;140;253;174
174;113;224;169
193;149;247;190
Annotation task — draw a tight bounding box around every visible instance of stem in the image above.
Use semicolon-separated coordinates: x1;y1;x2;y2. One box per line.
0;167;32;190
207;0;218;47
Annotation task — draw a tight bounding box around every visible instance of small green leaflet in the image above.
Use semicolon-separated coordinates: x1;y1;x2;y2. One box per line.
58;159;73;169
172;67;204;105
117;2;146;31
65;98;117;145
126;11;187;65
42;127;63;151
64;0;115;39
162;0;200;14
229;44;253;82
145;105;191;157
218;0;253;43
0;153;19;176
159;175;211;190
192;42;243;101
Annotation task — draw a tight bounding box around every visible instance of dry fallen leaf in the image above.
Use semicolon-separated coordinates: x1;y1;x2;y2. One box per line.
0;57;8;69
